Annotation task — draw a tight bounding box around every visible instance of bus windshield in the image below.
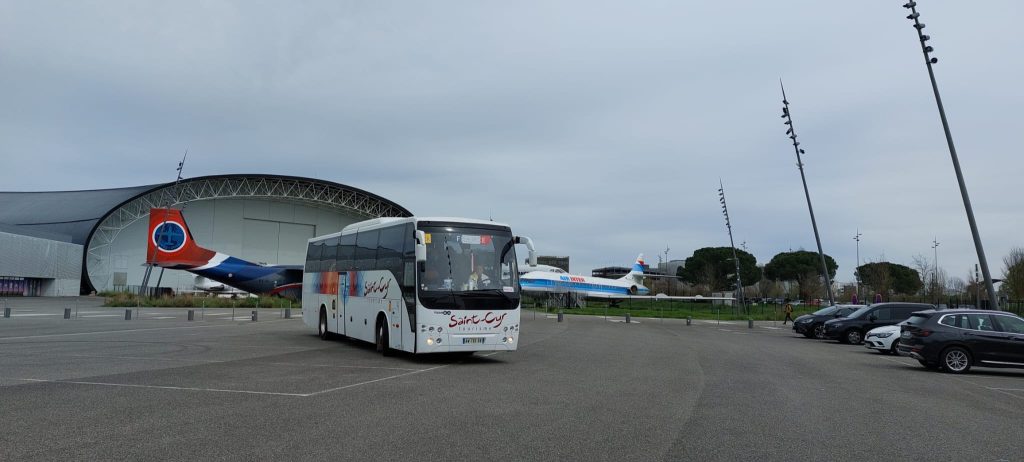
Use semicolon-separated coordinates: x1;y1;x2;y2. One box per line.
418;224;519;310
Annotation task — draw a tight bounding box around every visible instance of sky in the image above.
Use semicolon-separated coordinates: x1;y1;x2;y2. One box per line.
1;1;1022;286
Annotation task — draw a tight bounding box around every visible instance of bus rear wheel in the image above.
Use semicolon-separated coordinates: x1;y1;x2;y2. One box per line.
375;318;391;356
319;307;331;340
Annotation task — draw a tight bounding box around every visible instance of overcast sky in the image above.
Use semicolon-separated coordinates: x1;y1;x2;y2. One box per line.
2;1;1022;287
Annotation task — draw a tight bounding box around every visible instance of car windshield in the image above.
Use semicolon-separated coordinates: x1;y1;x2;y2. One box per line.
812;306;839;316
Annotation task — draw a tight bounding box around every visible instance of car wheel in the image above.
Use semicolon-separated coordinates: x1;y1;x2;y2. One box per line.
375;317;391;356
844;329;863;345
941;347;971;374
813;324;826;340
889;339;900;355
918;359;940;370
318;307;331;340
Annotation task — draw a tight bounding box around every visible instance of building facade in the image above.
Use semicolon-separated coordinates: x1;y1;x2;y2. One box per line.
0;174;410;296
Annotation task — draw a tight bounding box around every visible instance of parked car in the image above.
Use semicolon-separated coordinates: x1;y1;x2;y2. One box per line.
898;309;1024;373
792;304;861;339
864;324;902;354
823;302;935;344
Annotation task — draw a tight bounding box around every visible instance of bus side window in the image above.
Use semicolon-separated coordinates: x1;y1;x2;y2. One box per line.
338;233;356;271
377;225;405;283
355;229;380;271
322;237;339;272
305;241;323;272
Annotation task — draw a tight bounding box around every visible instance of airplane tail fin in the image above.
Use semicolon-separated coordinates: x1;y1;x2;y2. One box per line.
145;208;216;268
618;254;646;283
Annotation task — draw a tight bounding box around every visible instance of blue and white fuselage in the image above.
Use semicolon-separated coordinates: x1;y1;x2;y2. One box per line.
520;254;651;297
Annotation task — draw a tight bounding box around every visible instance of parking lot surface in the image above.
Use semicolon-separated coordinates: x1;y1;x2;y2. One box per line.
1;300;1022;461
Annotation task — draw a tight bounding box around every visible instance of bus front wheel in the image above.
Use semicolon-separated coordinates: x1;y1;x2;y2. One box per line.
375;316;391;356
319;307;331;340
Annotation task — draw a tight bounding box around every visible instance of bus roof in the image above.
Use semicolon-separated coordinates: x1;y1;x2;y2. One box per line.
310;216;511;242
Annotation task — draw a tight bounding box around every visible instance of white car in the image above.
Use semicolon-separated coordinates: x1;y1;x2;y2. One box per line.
864;324;902;355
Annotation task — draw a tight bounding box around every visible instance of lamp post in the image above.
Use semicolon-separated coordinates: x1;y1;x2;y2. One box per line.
779;82;835;306
854;230;862;303
718;180;745;315
932;237;940;304
902;1;998;309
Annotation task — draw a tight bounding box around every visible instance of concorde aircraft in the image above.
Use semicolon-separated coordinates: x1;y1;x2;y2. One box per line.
145;208;303;299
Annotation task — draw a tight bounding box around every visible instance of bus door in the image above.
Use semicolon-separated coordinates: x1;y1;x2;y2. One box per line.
335;273;347;335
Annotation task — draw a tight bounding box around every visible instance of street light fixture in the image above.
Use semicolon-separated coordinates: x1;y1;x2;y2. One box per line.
932;237;940;304
779;81;835;306
718;180;746;315
902;1;998;309
854;230;862;303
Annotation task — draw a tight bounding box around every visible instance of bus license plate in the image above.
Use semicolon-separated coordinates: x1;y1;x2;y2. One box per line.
462;337;484;345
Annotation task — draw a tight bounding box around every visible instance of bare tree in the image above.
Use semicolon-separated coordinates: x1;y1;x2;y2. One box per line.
1003;247;1024;299
701;262;718;294
797;270;823;301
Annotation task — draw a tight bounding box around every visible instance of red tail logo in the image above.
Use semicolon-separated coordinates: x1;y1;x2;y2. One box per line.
146;208;215;267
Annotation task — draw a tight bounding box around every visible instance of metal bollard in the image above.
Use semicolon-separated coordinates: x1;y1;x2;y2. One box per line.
748;319;754;329
686;316;691;326
251;310;258;322
64;308;71;319
187;310;195;321
284;308;291;319
4;307;10;318
125;309;132;320
557;310;563;322
625;313;631;323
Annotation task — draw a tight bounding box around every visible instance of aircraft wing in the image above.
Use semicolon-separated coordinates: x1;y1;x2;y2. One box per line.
584;293;735;301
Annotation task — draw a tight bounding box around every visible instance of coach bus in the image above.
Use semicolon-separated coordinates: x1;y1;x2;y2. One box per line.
302;217;535;355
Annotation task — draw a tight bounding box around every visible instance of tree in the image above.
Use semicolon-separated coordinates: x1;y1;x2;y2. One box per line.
856;261;922;297
763;250;837;300
678;247;761;292
1003;247;1024;299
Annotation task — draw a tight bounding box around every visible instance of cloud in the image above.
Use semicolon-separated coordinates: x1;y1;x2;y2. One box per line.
1;0;1022;285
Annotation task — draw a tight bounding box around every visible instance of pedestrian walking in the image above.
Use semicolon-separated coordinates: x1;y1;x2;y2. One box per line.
783;301;794;324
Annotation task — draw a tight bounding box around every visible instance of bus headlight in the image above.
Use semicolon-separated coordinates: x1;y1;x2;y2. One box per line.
426;338;434;345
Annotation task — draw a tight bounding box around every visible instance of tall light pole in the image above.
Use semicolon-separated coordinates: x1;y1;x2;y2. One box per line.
779;82;835;306
718;180;745;315
902;1;998;309
854;230;862;303
932;237;940;304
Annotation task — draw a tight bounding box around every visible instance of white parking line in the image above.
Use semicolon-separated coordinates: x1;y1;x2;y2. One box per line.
80;315;122;318
306;365;450;396
12;378;307;397
0;320;289;341
8;313;60;317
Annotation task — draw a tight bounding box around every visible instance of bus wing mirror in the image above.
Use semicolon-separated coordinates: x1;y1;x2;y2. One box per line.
515;235;537;267
415;230;427;263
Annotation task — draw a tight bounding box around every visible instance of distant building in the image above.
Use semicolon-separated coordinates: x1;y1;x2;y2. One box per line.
657;260;686;278
537;256;569;273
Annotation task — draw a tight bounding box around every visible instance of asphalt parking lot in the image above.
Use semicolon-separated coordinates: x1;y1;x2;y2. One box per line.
1;298;1022;461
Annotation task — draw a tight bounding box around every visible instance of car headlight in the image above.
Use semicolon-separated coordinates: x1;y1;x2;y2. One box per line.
874;332;893;338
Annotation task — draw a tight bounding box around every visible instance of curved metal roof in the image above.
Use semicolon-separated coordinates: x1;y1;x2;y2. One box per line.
0;174;411;245
0;186;153;244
